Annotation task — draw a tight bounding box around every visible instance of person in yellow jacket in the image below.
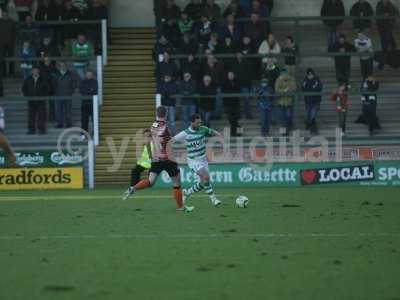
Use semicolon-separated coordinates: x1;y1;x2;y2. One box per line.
129;129;153;187
275;69;296;134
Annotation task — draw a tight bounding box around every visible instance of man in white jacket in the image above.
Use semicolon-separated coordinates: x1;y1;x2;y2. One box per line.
354;31;374;79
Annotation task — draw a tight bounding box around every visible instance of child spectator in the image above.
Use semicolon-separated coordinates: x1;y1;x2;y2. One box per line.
20;41;34;80
354;30;374;79
331;83;348;136
79;69;98;140
302;68;323;134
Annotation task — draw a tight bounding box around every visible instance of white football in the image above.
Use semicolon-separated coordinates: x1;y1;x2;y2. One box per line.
235;195;249;208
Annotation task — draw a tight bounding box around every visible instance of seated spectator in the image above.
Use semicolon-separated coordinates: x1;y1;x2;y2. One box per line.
331;82;348;136
153;35;173;63
302;68;323;134
258;32;281;64
185;0;203;22
15;0;33;21
350;0;374;32
320;0;345;50
157;74;178;134
179;72;197;129
177;10;194;36
244;13;266;49
202;0;221;22
282;36;298;77
72;33;93;80
0;10;16;76
158;0;181;24
180;54;200;82
161;17;181;46
217;37;237;70
275;69;296;133
329;34;356;84
198;74;217;127
87;0;108;55
255;78;274;136
219;14;242;46
233;52;255;119
53;61;78;128
223;0;246;19
222;71;241;136
376;0;399;55
22;66;50;134
156;51;179;82
20;41;34;80
79;69;98;140
354;30;374;79
195;14;216;49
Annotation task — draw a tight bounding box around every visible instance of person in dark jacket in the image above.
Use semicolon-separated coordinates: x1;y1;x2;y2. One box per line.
158;0;181;24
376;0;399;54
22;67;51;134
157;74;179;134
0;11;16;76
219;14;242;46
244;13;266;49
195;14;217;49
223;0;246;19
161;17;181;46
79;69;98;139
152;35;173;63
39;56;56;121
330;34;356;84
53;61;78;128
185;0;203;21
255;77;274;137
180;54;200;82
202;0;221;21
321;0;345;49
198;74;217;127
179;72;197;129
282;36;298;77
222;71;241;136
156;51;179;83
350;0;374;31
302;68;323;134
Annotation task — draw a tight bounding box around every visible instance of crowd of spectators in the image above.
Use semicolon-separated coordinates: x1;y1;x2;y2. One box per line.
153;0;398;137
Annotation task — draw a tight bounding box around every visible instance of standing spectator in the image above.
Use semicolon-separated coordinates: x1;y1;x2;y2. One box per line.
258;32;281;64
161;17;181;45
255;78;273;136
39;56;56;122
19;14;40;49
152;35;173;63
244;13;266;49
261;56;280;88
198;74;217;127
87;0;108;55
15;0;33;21
275;69;296;133
61;0;82;50
321;0;345;49
79;69;98;139
195;14;216;49
330;34;356;85
72;33;93;80
223;0;246;19
202;0;221;22
157;74;178;134
302;68;323;134
158;0;180;24
156;51;178;82
179;72;197;129
233;52;254;119
217;37;237;70
185;0;203;22
177;10;194;36
331;83;348;135
36;36;60;65
250;0;270;33
0;10;16;77
6;0;18;21
20;41;34;80
71;0;88;16
350;0;374;32
238;35;256;56
219;14;242;46
354;30;374;79
282;35;298;77
358;76;380;135
222;71;241;136
180;54;200;82
376;0;399;54
35;0;61;44
22;66;50;134
53;61;78;128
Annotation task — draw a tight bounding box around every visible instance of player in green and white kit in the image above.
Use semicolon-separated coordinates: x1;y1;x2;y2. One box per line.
172;114;222;207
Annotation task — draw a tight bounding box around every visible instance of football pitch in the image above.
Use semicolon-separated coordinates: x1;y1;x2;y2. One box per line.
0;187;399;300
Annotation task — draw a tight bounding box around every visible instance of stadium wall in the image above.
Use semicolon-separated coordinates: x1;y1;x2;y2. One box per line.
110;0;399;27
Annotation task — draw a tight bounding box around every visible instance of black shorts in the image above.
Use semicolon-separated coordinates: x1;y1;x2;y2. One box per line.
149;160;180;178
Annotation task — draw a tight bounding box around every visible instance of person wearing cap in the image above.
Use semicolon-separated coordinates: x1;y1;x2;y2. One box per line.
255;77;274;137
329;33;356;85
302;68;323;134
275;68;296;134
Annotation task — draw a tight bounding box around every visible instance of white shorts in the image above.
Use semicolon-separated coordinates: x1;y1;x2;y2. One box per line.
188;157;209;173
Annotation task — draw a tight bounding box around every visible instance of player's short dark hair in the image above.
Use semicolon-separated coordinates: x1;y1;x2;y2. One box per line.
190;113;201;123
156;106;167;118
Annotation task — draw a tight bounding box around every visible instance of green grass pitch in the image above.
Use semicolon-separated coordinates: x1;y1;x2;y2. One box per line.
0;187;399;300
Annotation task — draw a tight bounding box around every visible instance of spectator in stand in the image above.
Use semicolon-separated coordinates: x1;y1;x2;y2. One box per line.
357;76;380;135
354;30;374;79
233;52;254;119
376;0;399;54
157;74;178;134
222;71;241;136
258;32;281;64
180;54;200;82
71;0;88;16
179;72;197;129
207;32;221;53
87;0;108;55
53;61;78;128
350;0;374;32
302;68;323;134
255;77;273;136
22;66;50;134
198;74;216;127
20;41;34;80
177;10;194;36
61;0;83;49
238;35;256;55
158;0;180;24
262;56;280;124
161;17;181;46
178;33;198;55
39;56;56;121
331;82;348;136
218;37;237;70
79;69;98;139
195;14;216;49
223;0;246;19
185;0;202;22
330;34;356;85
202;0;221;22
15;0;33;21
275;69;296;134
320;0;345;49
6;0;19;22
244;13;266;49
0;10;16;77
156;51;178;82
35;0;61;43
37;36;60;66
19;14;40;49
250;0;270;33
219;14;242;46
282;35;298;77
72;33;93;80
153;35;173;63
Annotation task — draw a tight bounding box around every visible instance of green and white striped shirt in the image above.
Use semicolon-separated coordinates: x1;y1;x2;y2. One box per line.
173;126;214;160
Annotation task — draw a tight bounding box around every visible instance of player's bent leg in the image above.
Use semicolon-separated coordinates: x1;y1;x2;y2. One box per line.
198;168;221;207
122;173;157;201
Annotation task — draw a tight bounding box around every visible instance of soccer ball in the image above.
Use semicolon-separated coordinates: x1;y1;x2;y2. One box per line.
235;195;249;208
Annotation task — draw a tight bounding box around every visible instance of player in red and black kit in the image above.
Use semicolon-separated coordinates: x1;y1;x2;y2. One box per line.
122;106;194;212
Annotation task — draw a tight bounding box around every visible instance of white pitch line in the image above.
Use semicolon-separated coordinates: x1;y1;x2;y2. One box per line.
0;233;399;241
